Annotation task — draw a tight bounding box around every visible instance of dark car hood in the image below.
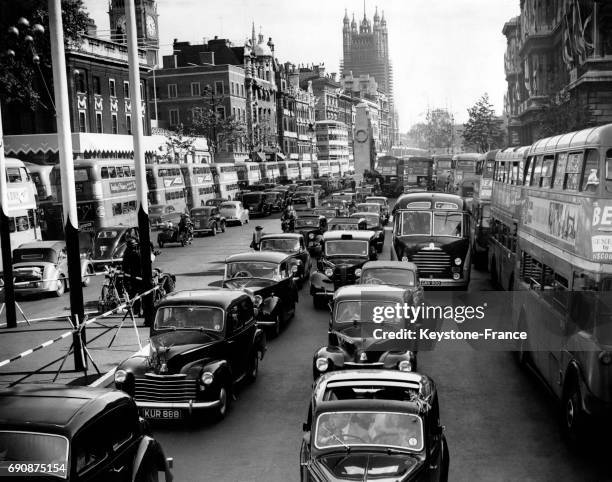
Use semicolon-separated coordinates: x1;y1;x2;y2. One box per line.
223;278;276;293
334;325;399;357
149;331;221;372
312;451;422;481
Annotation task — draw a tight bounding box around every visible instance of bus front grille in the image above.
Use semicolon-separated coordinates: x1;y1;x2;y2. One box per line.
411;251;451;276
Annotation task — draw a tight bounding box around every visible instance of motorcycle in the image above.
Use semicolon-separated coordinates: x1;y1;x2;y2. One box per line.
157;224;192;248
281;217;295;233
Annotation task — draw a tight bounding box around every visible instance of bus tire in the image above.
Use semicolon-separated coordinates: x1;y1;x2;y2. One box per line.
562;376;588;449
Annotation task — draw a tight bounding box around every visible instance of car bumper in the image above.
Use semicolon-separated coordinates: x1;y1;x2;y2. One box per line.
15;281;56;294
136;399;222;413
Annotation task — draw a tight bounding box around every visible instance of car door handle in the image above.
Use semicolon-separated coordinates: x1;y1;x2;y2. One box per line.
111;465;126;473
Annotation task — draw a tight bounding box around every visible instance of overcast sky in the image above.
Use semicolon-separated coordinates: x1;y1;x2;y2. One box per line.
84;0;520;131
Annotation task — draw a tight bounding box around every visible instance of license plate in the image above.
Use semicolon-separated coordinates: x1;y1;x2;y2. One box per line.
141;408;182;419
420;279;442;286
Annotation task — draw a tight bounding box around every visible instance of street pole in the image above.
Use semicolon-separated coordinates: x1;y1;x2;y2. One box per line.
0;104;17;328
48;0;86;371
126;0;154;327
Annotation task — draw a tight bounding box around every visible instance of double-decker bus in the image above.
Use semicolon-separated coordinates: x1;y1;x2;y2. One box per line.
488;146;529;290
0;158;41;270
313;160;330;179
25;163;54;239
375;155;402;197
50;159;138;235
259;161;280;183
236;161;262;188
329;160;341;177
470;150;497;268
299;161;312;181
278;160;300;182
146;163;187;213
401;155;434;192
180;163;215;209
391;192;471;289
451;153;480;197
210;163;240;200
433;155;453;191
512;124;612;443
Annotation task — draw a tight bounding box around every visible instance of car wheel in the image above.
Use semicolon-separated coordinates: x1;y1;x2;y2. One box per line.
54;277;66;297
562;379;587;448
246;351;259;383
82;265;93;287
214;385;231;421
211;225;217;236
221;221;226;233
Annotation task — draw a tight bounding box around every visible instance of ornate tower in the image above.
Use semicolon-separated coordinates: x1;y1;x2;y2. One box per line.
342;9;351;68
108;0;159;66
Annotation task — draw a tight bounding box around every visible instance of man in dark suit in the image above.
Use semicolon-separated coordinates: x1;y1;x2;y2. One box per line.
250;225;265;250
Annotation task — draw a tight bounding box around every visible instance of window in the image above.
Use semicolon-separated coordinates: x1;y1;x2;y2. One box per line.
554;153;568;189
582;149;599;192
541;156;554;188
111;113;118;134
93;76;101;95
95;112;103;133
123;81;130;99
215;80;224;95
109;78;116;97
216;107;225;119
126;114;132;135
101;167;109;179
191;82;200;97
169;109;179;126
168;84;177;98
565;152;583;191
76;71;86;93
78;111;87;133
140;81;144;99
240;84;244;97
530;156;543;186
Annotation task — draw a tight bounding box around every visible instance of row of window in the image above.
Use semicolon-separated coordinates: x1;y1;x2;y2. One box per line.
79;111;144;135
76;73;144;100
111;200;137;216
7;210;38;232
198;186;217;195
101;165;136;179
190;167;211;175
165;190;186;201
490;219;517;253
169;80;231;99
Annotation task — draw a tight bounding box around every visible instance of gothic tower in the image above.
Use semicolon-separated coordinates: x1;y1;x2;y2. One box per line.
108;0;159;66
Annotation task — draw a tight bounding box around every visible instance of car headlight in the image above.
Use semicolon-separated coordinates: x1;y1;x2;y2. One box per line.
316;358;329;372
401;256;408;262
454;257;462;265
355;269;362;277
201;371;214;385
324;268;333;277
114;369;128;384
398;360;412;372
309;233;315;239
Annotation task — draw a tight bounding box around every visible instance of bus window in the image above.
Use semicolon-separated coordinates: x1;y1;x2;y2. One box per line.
541;156;554;188
531;156;543;186
565;152;583;191
109;167;117;178
131;167;136;177
524;156;534;185
553;153;568;190
116;166;124;178
101;167;109;179
581;149;599;192
112;203;122;216
7;168;22;183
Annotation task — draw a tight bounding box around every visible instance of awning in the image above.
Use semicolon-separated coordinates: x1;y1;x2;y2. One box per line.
253;152;266;162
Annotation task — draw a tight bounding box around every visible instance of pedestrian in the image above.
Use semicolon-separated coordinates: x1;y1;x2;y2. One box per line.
250;225;265;250
122;237;144;320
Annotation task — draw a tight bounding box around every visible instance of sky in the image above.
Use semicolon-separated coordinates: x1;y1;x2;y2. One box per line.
84;0;520;131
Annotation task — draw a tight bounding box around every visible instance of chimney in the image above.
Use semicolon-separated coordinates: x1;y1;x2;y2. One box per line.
330;72;337;81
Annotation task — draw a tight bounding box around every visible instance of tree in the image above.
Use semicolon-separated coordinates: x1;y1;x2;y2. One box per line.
536;92;594;138
406;123;429;150
0;0;91;109
462;93;506;152
425;108;454;151
164;124;195;163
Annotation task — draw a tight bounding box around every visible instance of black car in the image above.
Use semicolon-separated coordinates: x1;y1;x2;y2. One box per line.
293;189;316;206
90;226;139;270
205;197;229;208
263;191;285;212
0;384;173;481
115;289;266;421
328;217;367;231
149;204;181;230
300;370;449;482
351;212;385;253
242;192;272;216
223;251;299;337
310;231;378;308
190;206;226;236
259;233;313;284
313;284;418;379
294;214;328;257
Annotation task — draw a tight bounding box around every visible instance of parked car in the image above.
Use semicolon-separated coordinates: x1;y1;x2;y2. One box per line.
365;195;391;224
310;231;378;308
242;192;272;216
0;384;173;481
223;251;299;337
219;200;250;226
115;289;266;421
313;284;418;378
90;226;139;270
205;197;229;208
259;233;313;284
294;214;328;257
359;260;424;304
300;370;449;482
12;241;93;297
150;204;182;229
328;217;367;231
351;212;385;252
189;206;226;236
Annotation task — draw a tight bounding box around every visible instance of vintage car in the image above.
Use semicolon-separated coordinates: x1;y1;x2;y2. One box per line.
157;224;191;248
219;200;250;225
351;212;385;252
365;196;391;224
13;241;93;297
223;251;299;336
115;289;266;421
312;285;418;378
300;370;448;482
263;191;285;212
242;192;272;216
314;207;340;219
149;204;182;229
190;206;226;236
355;202;383;217
204;197;229;208
328;217;367;231
292;188;316;206
320;199;349;217
90;226;139;270
294;214;328;257
359;260;423;300
259;233;313;284
310;231;378;308
0;384;173;481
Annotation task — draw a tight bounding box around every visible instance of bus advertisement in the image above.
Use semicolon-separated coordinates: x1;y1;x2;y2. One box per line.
146;164;187;214
181;163;215;209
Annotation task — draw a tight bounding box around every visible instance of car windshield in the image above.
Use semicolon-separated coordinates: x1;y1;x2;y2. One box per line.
361;268;416;287
154;305;224;332
325;240;368;257
226;261;279;280
191;208;213;216
366;198;385;206
94;230;121;247
0;431;68;479
334;300;402;324
13;248;58;264
314;412;423;451
260;238;300;253
433;212;463;237
330;223;359;231
357;204;379;213
400;211;431;236
316;210;336;217
296;218;318;227
352;214;378;228
150;206;164;214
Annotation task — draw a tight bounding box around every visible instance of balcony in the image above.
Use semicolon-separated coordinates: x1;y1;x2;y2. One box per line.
517;96;549;116
71;35;148;65
518;23;558;56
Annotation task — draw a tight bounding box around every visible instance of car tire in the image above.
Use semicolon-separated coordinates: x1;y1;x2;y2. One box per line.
562;379;588;449
82;265;93;287
221;221;226;233
211;225;217;236
213;385;231;421
54;277;66;297
246;351;259;383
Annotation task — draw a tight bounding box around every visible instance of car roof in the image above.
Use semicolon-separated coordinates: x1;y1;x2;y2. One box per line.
313;399;423;417
0;385;131;436
329;217;363;224
220;201;240;205
16;241;64;250
323;230;376;241
334;284;406;301
158;289;248;308
362;260;419;271
260;233;302;240
225;251;291;264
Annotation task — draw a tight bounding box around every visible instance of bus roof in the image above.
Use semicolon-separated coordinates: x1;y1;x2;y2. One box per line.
452;153;481;161
5;157;27;168
496;145;531;162
482;150;499;161
394;192;465;211
530;123;612;155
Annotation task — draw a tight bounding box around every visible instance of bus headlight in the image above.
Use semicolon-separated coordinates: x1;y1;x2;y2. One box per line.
324;268;333;277
316;358;329;372
454;257;462;265
398;360;412;372
200;371;214;385
114;369;128;384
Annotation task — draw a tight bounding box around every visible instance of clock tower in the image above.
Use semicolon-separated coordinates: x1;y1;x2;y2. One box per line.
109;0;159;66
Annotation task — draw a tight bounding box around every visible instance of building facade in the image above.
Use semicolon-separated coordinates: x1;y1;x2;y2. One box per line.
503;0;612;145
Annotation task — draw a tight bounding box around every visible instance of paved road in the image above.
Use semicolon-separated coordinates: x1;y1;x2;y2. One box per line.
6;212;612;480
